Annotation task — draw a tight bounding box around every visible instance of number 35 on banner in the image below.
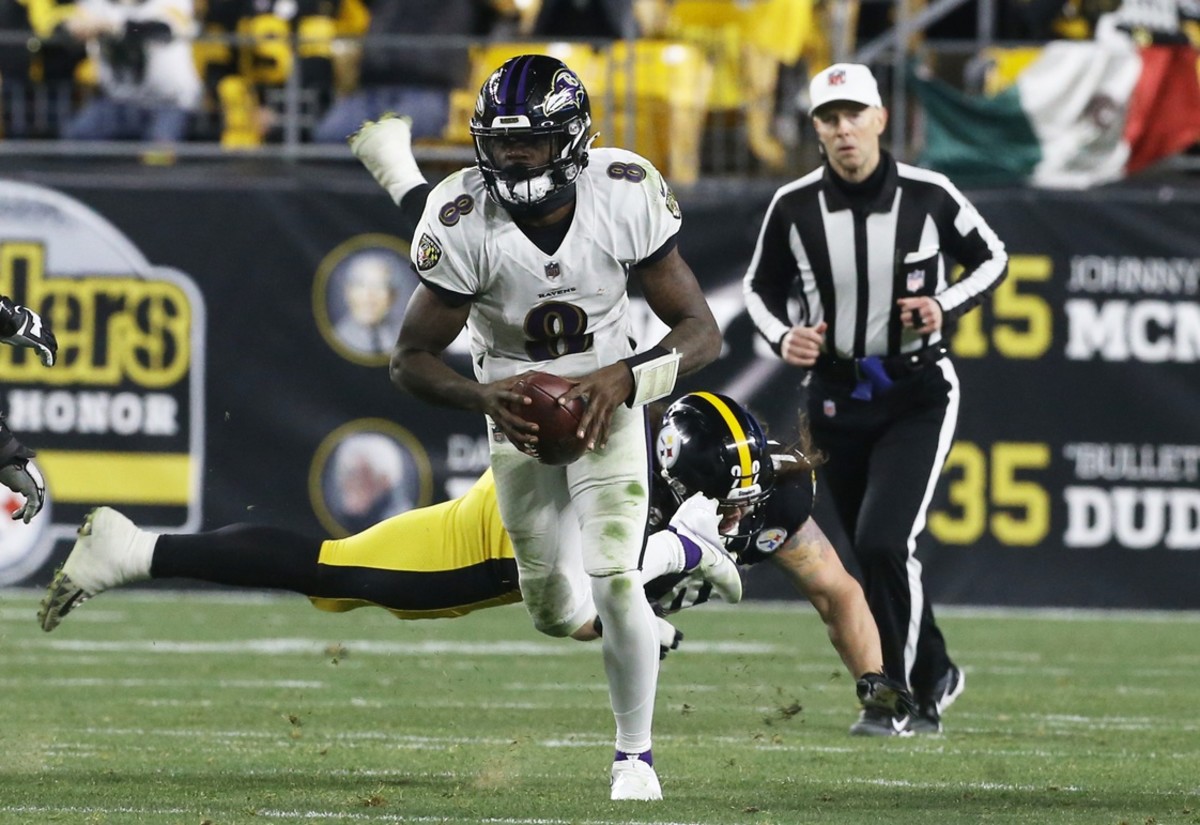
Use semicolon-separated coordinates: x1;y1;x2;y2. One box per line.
930;441;1051;546
951;255;1053;359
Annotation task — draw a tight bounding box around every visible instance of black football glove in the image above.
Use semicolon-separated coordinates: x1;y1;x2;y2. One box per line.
0;297;58;367
856;672;916;717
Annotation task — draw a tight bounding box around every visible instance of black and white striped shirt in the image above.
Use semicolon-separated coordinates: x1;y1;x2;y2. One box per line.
743;153;1008;359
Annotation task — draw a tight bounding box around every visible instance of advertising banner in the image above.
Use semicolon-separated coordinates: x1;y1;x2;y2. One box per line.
1;164;1196;608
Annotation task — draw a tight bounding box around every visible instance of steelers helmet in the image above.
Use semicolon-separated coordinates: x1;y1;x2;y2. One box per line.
469;54;594;216
656;392;775;546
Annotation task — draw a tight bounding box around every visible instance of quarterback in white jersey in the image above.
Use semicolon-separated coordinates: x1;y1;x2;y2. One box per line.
411;144;681;384
353;54;721;801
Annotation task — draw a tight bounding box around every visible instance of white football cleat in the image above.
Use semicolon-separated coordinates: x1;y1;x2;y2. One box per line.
38;507;156;632
669;492;743;604
610;756;662;801
690;540;743;604
348;114;426;205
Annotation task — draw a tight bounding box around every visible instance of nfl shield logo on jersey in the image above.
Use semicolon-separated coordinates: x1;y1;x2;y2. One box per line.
823;399;837;418
906;269;925;292
545;261;561;279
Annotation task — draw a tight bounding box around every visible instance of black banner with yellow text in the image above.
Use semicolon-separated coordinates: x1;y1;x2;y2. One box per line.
1;162;1196;608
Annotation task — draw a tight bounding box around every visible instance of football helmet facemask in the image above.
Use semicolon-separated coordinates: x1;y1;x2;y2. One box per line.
469;54;594;217
655;392;775;553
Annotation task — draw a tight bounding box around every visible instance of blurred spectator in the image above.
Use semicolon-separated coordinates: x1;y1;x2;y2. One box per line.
0;0;37;137
1000;0;1122;40
1110;0;1199;42
1;0;86;138
532;0;637;38
62;0;203;141
312;0;497;143
195;0;339;144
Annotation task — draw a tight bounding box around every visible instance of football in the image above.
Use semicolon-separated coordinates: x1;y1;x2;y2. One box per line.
508;372;588;465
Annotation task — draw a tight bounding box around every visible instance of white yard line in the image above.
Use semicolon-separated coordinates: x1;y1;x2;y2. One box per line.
0;808;708;825
11;637;786;656
4;587;1200;621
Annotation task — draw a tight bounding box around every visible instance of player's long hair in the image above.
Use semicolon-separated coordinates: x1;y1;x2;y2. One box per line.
773;411;825;480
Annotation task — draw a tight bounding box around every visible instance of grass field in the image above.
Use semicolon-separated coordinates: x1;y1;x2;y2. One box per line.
1;589;1198;825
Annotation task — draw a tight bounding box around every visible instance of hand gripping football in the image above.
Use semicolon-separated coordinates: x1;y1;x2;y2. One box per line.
508;372;587;465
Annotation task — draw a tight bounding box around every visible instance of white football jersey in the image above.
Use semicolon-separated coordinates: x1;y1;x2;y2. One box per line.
411;147;683;383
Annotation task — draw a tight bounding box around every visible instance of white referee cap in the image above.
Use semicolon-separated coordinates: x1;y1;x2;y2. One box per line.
809;63;883;115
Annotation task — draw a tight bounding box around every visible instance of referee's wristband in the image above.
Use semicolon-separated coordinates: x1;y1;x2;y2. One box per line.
620;345;681;408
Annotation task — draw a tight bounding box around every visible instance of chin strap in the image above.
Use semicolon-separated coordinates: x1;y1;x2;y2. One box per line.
497;180;577;219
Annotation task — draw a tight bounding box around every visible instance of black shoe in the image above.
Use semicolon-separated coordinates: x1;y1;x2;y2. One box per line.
849;707;912;737
907;709;942;734
910;665;966;734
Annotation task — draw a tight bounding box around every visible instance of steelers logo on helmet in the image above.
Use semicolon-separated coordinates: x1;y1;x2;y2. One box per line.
656;423;682;471
657;391;775;548
469;54;595;217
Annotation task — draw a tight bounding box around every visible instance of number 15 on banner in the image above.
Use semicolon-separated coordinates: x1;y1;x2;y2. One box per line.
951;255;1053;360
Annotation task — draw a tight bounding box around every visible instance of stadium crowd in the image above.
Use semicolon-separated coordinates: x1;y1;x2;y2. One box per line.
5;0;1193;175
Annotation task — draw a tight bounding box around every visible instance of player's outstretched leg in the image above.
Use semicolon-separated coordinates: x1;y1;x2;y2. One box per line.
38;507;156;631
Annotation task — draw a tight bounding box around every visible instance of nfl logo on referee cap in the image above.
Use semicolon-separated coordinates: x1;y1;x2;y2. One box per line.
809;63;883;115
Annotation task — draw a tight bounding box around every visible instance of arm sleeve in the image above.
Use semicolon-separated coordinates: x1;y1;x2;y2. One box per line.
399;183;433;244
743;192;801;355
933;181;1008;322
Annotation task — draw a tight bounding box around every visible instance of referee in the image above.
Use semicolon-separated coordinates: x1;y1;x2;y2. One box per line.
743;63;1008;736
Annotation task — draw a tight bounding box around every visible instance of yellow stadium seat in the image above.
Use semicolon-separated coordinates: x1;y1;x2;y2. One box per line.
444;41;707;184
217;75;263;148
297;15;336;60
335;0;370;37
602;40;711;185
663;0;814;171
665;0;743;110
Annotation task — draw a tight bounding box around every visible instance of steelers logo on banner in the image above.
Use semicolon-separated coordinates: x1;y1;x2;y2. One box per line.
0;181;206;585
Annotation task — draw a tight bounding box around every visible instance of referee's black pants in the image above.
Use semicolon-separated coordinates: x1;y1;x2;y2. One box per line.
806;360;958;704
